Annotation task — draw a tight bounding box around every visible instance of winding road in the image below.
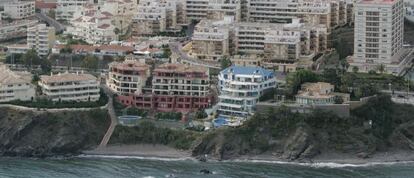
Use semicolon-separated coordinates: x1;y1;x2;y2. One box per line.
35;12;65;33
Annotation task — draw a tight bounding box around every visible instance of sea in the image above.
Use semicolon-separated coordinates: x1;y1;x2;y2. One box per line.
1;156;414;178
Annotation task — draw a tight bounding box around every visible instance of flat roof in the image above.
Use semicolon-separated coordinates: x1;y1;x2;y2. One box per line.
40;73;97;84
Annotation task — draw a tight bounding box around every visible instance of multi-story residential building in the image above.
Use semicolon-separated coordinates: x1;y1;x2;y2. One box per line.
191;18;328;71
186;0;241;22
67;6;118;44
246;0;353;32
106;60;150;95
191;17;232;61
349;0;405;73
186;0;209;21
217;65;276;117
38;72;100;102
206;0;241;21
96;0;137;34
230;54;262;67
295;82;350;105
27;24;56;56
7;23;56;56
117;63;213;112
52;44;135;56
56;0;94;21
132;0;182;36
3;0;35;20
0;20;38;41
0;65;35;102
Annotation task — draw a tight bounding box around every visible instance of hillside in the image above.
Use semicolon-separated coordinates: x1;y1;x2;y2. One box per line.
191;95;414;160
0;108;110;157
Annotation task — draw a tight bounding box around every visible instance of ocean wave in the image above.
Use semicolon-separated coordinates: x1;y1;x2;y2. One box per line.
228;159;414;168
78;154;195;162
78;154;414;168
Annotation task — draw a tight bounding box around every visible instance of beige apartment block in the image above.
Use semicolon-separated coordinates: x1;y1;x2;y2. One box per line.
191;17;232;61
106;60;150;95
132;0;182;36
350;0;405;74
186;0;242;22
39;72;100;102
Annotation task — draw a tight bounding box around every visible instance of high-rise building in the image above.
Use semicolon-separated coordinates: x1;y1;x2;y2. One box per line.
350;0;405;73
27;24;56;56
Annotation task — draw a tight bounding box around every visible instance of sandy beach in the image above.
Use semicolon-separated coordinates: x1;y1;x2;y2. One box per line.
83;144;414;165
83;144;192;158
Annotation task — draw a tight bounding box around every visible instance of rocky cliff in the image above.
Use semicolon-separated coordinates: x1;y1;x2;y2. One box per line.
0;107;110;157
192;95;414;161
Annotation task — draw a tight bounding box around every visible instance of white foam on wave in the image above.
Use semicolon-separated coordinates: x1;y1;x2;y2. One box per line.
78;154;196;162
228;159;414;168
77;154;414;168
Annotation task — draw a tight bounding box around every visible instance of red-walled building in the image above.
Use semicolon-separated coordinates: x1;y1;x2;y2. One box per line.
118;63;214;113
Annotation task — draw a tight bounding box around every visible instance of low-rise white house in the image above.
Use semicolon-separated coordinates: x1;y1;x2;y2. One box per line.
217;66;277;117
0;65;35;102
38;72;100;102
295;82;350;105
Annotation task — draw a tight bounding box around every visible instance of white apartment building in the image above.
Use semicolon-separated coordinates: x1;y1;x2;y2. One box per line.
56;0;94;21
3;0;35;20
38;72;100;102
106;60;150;95
0;65;35;102
350;0;405;73
217;65;276;117
0;20;38;41
67;6;117;44
27;24;56;56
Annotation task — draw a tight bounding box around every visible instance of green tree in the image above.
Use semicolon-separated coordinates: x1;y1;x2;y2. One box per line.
81;55;99;70
220;57;231;69
20;49;41;69
286;69;319;96
377;64;385;74
352;66;359;73
322;68;341;89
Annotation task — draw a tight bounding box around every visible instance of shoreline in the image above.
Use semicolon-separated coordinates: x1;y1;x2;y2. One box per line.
81;144;414;167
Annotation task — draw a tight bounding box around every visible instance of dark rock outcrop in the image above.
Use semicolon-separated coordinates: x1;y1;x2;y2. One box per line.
0;107;110;157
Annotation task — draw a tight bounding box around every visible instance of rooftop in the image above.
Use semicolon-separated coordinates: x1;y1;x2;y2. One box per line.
221;65;274;77
154;63;208;74
35;1;57;9
296;82;335;99
109;60;150;71
40;72;97;84
358;0;397;5
0;65;31;85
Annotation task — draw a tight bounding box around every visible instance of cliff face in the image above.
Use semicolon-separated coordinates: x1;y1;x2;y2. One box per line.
0;107;110;157
192;96;414;161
